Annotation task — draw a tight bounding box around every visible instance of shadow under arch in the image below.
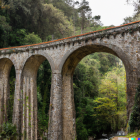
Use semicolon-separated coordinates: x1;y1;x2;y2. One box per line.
0;58;16;125
21;54;52;140
60;43;135;140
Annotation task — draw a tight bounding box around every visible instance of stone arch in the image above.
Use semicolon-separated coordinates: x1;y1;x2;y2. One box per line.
60;43;136;140
0;58;16;125
21;52;55;72
0;56;18;70
21;54;52;140
59;43;133;74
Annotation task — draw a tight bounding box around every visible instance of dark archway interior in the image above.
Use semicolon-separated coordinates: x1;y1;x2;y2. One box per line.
8;65;16;123
0;58;15;124
37;59;52;137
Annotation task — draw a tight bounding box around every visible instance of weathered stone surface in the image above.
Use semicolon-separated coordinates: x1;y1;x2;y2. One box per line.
13;69;22;140
0;21;140;139
0;58;13;125
48;72;62;140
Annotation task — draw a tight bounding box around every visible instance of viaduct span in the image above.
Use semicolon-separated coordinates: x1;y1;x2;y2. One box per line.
0;21;140;140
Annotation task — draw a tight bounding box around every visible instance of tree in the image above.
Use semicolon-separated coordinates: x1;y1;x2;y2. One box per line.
47;0;75;20
7;0;73;40
93;97;117;133
37;60;52;138
24;32;42;45
76;97;96;140
42;3;73;39
0;15;11;48
77;0;92;33
98;66;127;132
129;85;140;132
126;0;140;22
0;0;9;9
123;16;134;24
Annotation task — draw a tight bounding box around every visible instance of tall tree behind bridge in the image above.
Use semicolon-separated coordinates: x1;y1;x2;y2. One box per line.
77;0;92;33
126;0;140;22
1;0;73;41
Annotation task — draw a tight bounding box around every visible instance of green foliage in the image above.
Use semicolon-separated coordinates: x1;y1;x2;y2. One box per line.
0;122;18;139
74;53;126;139
0;0;104;46
123;16;134;24
24;32;42;45
98;66;127;132
93;97;117;132
8;66;16;123
125;130;140;138
42;3;74;38
0;15;11;48
9;29;27;46
37;60;51;137
76;98;95;140
38;110;49;137
9;30;42;46
77;0;92;33
129;85;140;132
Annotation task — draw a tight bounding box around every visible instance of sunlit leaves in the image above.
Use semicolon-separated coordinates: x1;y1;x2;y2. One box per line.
0;15;11;47
95;66;127;131
43;3;74;38
24;32;42;45
93;97;117;124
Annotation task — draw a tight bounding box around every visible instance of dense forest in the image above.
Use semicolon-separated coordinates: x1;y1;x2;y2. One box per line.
0;0;139;139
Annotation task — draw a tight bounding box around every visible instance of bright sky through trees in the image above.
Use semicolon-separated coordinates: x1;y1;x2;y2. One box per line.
87;0;135;26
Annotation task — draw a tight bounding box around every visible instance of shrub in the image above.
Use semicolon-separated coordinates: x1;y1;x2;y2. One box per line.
24;32;42;45
129;85;140;132
0;122;18;139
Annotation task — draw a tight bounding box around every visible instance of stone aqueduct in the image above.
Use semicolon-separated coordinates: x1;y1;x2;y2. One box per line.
0;20;140;140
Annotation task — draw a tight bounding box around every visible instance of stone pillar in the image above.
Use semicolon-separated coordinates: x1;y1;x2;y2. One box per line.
13;69;22;140
126;69;138;121
48;71;62;140
0;73;9;125
62;74;76;140
21;76;37;140
0;71;10;124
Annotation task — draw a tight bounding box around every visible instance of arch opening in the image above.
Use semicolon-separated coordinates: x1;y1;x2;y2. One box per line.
74;52;127;139
8;65;16;123
37;59;52;139
61;44;132;75
61;44;134;140
21;55;52;140
0;58;16;125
